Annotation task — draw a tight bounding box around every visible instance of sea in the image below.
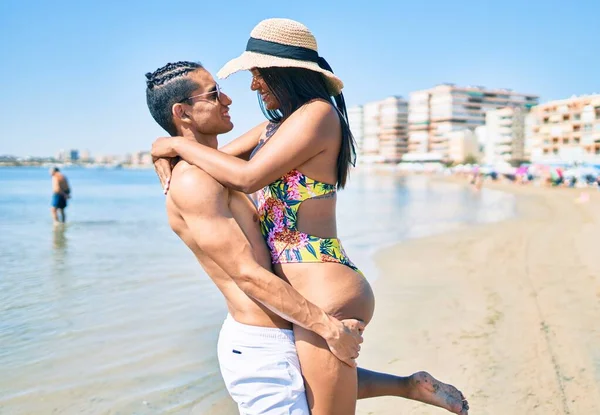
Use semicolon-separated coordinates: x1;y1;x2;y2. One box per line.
0;166;516;414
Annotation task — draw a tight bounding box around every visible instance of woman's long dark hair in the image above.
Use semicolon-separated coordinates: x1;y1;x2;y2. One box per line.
257;67;356;188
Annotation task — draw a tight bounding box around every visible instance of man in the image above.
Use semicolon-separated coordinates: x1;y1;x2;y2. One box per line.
146;62;469;415
146;61;364;414
50;167;70;224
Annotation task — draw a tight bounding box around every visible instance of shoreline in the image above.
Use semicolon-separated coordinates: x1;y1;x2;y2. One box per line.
341;171;516;283
357;180;600;414
347;175;519;285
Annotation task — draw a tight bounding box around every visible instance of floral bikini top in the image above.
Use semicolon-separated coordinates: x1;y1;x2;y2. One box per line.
252;123;363;276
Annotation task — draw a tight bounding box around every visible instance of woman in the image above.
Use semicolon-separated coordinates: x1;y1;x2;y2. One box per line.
152;18;468;415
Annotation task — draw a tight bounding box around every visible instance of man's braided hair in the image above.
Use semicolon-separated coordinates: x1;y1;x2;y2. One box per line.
145;61;203;135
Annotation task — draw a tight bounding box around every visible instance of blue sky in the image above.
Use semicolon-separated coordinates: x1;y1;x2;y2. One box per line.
1;0;598;157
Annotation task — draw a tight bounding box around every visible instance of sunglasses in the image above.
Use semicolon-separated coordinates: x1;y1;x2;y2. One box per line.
181;84;226;105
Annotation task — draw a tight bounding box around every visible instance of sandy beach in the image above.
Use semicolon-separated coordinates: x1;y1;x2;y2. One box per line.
2;169;598;414
357;180;600;414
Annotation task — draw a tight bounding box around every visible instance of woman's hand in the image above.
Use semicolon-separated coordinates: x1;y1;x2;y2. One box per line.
153;157;172;194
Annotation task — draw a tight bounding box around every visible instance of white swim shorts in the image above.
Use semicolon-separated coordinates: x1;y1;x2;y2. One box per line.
217;315;309;415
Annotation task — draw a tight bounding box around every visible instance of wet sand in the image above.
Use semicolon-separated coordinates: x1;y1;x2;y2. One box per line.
356;180;600;414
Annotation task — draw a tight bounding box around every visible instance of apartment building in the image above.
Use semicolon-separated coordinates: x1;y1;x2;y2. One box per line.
408;84;538;161
361;101;382;162
348;96;408;163
347;105;364;153
483;106;529;165
447;129;479;163
528;94;600;164
524;112;537;161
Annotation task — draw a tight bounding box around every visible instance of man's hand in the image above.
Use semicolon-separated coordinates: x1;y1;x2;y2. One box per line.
153;157;172;194
323;317;365;367
151;137;178;158
151;137;181;194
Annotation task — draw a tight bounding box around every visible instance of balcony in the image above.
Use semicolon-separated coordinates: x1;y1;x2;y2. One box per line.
496;145;512;153
466;91;485;98
409;124;430;132
496;137;513;146
430;140;449;149
429;135;447;144
407;144;425;154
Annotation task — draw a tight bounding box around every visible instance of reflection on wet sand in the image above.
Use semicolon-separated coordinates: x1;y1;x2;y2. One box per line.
51;224;68;277
52;224;68;252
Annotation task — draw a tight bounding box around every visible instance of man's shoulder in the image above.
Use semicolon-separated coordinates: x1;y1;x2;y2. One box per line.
172;162;222;189
169;163;227;212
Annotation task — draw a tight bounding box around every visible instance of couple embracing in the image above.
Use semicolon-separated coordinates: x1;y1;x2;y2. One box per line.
146;18;468;415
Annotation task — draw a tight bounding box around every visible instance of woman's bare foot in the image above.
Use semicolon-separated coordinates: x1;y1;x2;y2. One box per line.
407;371;469;414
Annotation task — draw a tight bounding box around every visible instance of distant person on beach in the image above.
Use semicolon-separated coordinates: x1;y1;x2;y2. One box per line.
49;167;70;224
147;19;467;415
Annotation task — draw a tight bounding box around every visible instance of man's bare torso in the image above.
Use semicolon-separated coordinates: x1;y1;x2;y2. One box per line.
52;173;69;195
165;162;290;329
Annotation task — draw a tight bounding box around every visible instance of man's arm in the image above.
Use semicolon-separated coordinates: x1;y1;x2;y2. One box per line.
170;167;363;366
61;177;71;197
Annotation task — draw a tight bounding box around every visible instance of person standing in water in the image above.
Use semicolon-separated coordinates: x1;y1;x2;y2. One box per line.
50;167;70;224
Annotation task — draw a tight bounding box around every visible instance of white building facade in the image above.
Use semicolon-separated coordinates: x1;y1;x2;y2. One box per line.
408;84;538;162
348;96;409;163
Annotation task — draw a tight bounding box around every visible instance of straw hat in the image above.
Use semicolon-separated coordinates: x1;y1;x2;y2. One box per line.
217;18;344;95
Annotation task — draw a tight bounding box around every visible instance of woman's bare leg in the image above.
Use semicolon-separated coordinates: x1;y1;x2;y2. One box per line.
283;263;468;414
294;333;469;415
282;262;374;414
357;368;469;414
294;326;357;415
